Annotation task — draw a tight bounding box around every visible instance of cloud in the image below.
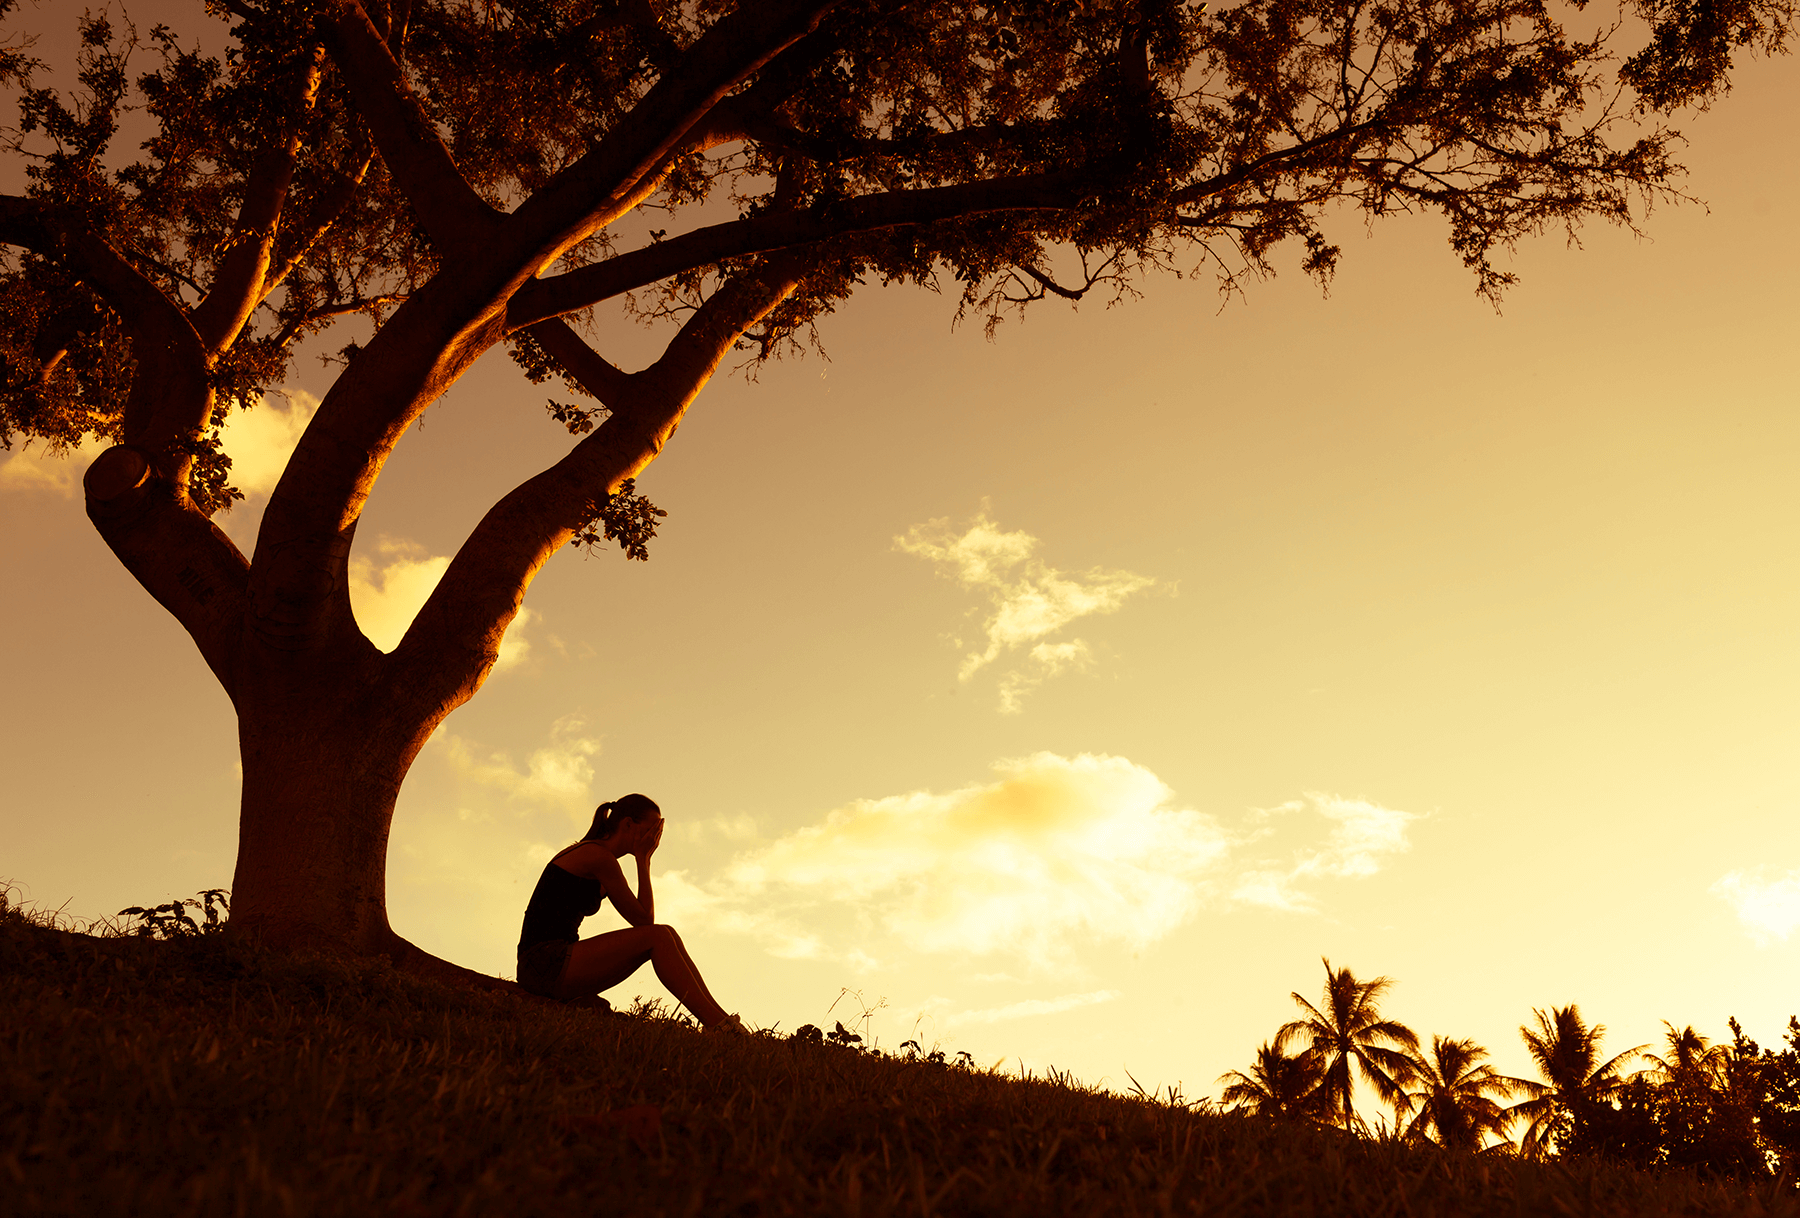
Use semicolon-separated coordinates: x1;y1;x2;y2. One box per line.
668;764;1420;963
690;752;1230;964
0;389;318;501
441;713;600;818
0;436;108;496
1229;793;1421;913
944;989;1119;1028
1712;869;1800;946
218;390;319;497
348;536;535;669
387;730;1422;987
897;508;1154;712
349;540;452;650
653;868;827;958
676;813;759;845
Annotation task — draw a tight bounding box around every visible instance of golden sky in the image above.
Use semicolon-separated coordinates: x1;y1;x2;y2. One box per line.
3;5;1797;1109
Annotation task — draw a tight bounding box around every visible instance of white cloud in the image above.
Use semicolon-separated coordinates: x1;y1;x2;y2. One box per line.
388;730;1422;988
348;536;536;669
689;752;1229;964
441;713;600;818
1229;793;1421;913
218;390;319;497
668;765;1420;961
654;868;827;958
0;436;108;496
1296;794;1419;879
944;989;1119;1028
897;508;1154;712
349;539;452;650
0;389;318;501
677;813;759;845
1712;869;1800;946
1229;870;1315;913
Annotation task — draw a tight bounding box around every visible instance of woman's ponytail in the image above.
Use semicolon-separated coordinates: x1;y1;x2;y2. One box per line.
583;802;618;842
582;794;658;842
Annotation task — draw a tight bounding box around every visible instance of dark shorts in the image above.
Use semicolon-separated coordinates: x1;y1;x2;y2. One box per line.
517;939;575;997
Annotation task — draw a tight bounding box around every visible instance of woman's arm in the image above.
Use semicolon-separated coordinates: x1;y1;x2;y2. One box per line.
633;820;663;922
586;850;653;927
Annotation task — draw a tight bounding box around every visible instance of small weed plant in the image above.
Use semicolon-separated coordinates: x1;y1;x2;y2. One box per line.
117;889;230;939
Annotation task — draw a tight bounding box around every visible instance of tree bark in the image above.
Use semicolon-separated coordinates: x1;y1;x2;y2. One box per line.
231;676;528;993
231;668;413;955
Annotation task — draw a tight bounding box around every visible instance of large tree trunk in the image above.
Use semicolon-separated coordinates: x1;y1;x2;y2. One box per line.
230;670;422;957
229;662;517;990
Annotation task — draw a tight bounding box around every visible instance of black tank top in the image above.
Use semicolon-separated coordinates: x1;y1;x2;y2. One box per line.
518;859;606;951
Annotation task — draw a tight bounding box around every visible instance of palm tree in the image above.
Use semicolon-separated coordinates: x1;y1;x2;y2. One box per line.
1278;958;1420;1132
1645;1022;1727;1090
1401;1035;1520;1153
1220;1040;1326;1122
1511;1004;1643;1159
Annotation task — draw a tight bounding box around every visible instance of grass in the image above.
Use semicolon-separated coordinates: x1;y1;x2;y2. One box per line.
4;893;1796;1217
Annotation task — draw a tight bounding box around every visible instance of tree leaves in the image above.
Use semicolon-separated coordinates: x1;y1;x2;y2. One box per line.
572;476;665;561
1622;0;1795;111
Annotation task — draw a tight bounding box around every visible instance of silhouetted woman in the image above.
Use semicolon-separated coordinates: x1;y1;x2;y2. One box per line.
516;793;743;1032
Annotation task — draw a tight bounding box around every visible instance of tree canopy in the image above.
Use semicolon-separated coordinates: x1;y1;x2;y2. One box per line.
0;0;1788;961
7;0;1791;484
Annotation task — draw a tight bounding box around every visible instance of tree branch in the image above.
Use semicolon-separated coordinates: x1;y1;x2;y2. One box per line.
84;445;251;696
272;292;407;349
1013;263;1089;301
502;0;836;269
190;46;329;357
262;142;376;300
319;0;502;251
0;196;213;466
524;319;633;411
0;196;253;681
389;256;813;717
1173;116;1388;213
506;171;1086;329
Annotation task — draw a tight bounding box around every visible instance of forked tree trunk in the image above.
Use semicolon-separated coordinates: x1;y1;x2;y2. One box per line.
15;0;825;987
63;137;808;987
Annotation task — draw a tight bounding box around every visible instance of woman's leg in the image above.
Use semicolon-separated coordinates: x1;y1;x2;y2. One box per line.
657;926;730;1024
561;924;732;1026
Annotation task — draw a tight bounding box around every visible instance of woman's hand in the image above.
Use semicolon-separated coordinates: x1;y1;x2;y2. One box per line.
631;817;664;862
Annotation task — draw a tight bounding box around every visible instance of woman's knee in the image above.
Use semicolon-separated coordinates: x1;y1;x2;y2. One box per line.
649;922;682;946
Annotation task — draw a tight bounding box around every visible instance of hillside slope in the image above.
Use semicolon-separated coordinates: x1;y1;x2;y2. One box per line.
2;902;1792;1217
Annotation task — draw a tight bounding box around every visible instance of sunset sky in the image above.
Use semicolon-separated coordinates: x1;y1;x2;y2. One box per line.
3;3;1798;1112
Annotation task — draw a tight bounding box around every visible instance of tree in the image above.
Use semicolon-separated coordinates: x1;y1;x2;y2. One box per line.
1398;1035;1518;1153
1632;1019;1766;1177
1644;1022;1726;1087
1219;1038;1325;1123
0;0;1788;972
1748;1017;1800;1176
1564;1074;1664;1169
1279;958;1418;1132
1566;1017;1777;1178
1510;1004;1641;1159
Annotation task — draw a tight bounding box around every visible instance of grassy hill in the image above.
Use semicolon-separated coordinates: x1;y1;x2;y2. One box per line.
4;896;1794;1217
